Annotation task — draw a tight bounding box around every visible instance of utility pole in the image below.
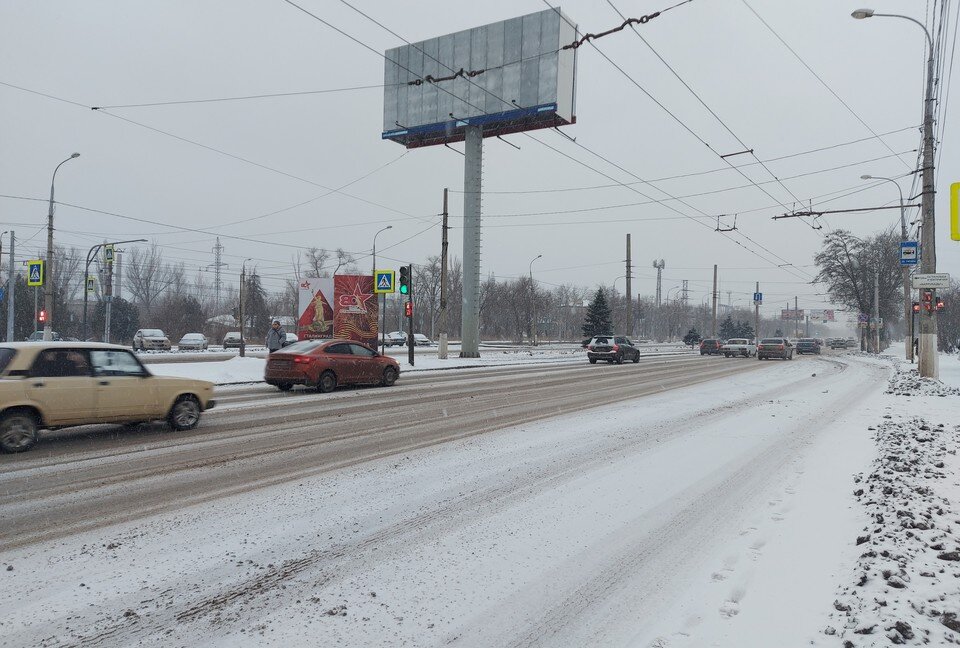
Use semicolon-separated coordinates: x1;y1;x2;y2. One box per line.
754;281;760;342
104;248;114;343
918;20;938;376
681;280;689;308
239;264;246;358
625;234;633;336
711;264;718;337
407;264;414;366
438;188;449;359
873;264;880;354
794;296;799;338
460;125;482;358
5;232;14;342
210;237;227;312
114;251;122;300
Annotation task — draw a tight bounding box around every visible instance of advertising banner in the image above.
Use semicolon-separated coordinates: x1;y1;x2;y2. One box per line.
333;275;378;347
781;309;804;320
808;309;835;322
297;277;335;340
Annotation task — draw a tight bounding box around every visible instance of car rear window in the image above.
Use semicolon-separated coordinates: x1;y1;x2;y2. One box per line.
0;348;17;374
282;340;325;354
799;338;815;343
592;337;612;344
702;339;719;344
760;338;783;344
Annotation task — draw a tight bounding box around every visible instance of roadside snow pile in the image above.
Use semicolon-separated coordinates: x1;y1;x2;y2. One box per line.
886;367;960;397
826;413;960;645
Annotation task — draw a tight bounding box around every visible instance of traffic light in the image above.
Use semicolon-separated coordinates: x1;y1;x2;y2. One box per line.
936;298;945;312
921;290;934;312
38;309;46;323
912;301;921;314
398;265;410;295
405;301;413;318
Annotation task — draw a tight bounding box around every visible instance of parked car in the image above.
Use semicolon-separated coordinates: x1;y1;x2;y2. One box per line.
845;337;858;348
413;333;433;347
796;338;821;355
699;339;724;356
0;342;216;453
721;338;757;358
382;331;406;347
178;333;208;351
586;335;640;364
757;338;794;360
25;331;62;342
829;338;848;350
132;329;171;351
284;332;298;347
264;339;400;392
222;332;242;349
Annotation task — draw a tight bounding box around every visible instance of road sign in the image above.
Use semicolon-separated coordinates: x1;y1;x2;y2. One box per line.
753;292;763;304
912;273;951;289
374;270;395;294
27;260;44;287
951;182;959;241
0;287;4;302
86;275;96;294
857;313;869;323
900;241;919;266
104;244;115;263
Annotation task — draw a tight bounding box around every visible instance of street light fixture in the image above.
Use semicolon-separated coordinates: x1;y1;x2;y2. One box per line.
860;174;912;361
852;8;938;377
239;258;253;358
82;239;148;341
43;152;80;341
529;254;542;345
372;225;393;353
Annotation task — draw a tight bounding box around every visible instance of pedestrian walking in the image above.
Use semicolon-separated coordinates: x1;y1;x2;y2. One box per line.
266;320;286;352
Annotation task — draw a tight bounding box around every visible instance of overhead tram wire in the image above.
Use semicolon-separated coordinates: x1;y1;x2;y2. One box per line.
285;0;813;281
0;80;430;228
542;1;821;235
90;84;392;110
739;0;915;172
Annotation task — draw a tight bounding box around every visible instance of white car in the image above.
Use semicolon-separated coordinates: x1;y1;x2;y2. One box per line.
283;332;298;347
720;338;757;358
413;334;434;347
382;331;407;347
177;333;208;351
133;329;171;352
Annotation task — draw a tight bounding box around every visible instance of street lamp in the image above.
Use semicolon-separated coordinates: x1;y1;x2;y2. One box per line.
372;225;392;353
43;152;80;341
529;254;542;345
239;258;253;357
861;174;912;361
82;239;147;341
852;8;938;377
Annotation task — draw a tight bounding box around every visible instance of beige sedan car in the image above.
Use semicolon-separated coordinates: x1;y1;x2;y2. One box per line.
0;342;216;453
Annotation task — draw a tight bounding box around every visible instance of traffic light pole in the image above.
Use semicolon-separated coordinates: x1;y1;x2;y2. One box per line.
407;264;414;367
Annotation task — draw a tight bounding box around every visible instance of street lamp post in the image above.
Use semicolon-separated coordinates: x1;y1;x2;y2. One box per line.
861;174;912;361
372;225;393;354
239;258;253;358
82;239;147;341
529;254;542;346
853;8;938;375
43;153;80;341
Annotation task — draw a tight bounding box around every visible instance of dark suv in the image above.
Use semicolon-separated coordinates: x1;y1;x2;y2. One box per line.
586;336;640;364
796;338;821;355
699;339;724;355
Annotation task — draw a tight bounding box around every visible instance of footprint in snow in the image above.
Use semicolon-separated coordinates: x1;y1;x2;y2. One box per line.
719;601;741;618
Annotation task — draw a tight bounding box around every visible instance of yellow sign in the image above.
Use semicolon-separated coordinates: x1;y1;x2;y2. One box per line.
27;260;44;287
951;182;959;241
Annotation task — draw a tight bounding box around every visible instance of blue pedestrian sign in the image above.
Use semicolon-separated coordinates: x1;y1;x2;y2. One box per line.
0;287;4;302
753;292;763;304
27;260;44;287
900;241;919;266
374;270;396;294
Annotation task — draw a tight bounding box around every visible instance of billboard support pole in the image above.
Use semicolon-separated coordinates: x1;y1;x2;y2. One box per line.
460;125;482;358
438;188;449;359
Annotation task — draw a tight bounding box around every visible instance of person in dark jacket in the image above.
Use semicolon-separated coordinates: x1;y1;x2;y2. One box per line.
266;320;286;352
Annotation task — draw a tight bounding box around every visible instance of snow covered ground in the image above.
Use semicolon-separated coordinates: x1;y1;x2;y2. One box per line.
3;350;958;647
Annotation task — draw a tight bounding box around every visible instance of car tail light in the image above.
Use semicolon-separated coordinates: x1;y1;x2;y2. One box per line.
588;345;595;351
778;344;784;350
699;341;705;348
612;344;620;352
293;355;313;364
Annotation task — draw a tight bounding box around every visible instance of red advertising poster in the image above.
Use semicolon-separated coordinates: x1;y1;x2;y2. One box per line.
297;277;335;340
333;275;378;347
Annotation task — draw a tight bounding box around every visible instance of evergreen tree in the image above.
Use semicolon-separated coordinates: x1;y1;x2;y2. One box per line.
719;315;737;339
774;328;783;337
92;298;140;343
735;320;755;339
682;327;701;348
582;288;612;337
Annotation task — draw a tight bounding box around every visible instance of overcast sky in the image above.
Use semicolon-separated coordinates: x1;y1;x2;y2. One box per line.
1;0;957;324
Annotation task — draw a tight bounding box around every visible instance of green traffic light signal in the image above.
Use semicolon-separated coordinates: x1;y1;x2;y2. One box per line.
399;265;410;295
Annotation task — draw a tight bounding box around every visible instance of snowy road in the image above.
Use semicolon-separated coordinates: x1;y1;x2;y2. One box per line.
0;352;888;647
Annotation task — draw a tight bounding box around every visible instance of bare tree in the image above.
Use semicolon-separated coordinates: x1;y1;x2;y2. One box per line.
53;245;82;302
125;243;172;316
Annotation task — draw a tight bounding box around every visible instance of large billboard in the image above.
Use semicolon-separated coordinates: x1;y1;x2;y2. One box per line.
808;309;836;322
382;8;577;148
298;277;335;340
781;309;805;320
333;275;378;348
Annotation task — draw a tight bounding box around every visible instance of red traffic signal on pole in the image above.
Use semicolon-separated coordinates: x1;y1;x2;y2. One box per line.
912;302;921;313
38;309;47;323
936;298;945;312
405;301;413;318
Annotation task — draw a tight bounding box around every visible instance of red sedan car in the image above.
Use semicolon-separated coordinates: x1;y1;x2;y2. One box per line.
264;339;400;392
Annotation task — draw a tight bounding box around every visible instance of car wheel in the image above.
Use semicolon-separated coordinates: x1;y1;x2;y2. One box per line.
632;352;640;363
381;367;398;387
589;358;597;364
277;383;293;392
0;410;39;453
317;371;337;393
168;396;201;431
616;354;624;365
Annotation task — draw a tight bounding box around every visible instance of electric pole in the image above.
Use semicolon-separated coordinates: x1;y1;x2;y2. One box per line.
439;188;449;359
711;264;718;337
794;296;799;338
754;281;760;342
5;232;14;342
209;237;228;312
625;234;633;336
653;259;665;307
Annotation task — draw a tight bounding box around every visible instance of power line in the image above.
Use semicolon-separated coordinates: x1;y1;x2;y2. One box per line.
90;84;390;110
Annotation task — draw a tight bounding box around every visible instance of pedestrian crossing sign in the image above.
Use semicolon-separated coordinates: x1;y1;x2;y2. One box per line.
374;270;395;294
86;275;96;294
27;260;44;287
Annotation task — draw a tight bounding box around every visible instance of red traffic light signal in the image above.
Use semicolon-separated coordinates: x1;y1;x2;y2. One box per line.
912;302;921;313
38;309;46;323
936;298;945;312
405;301;413;318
